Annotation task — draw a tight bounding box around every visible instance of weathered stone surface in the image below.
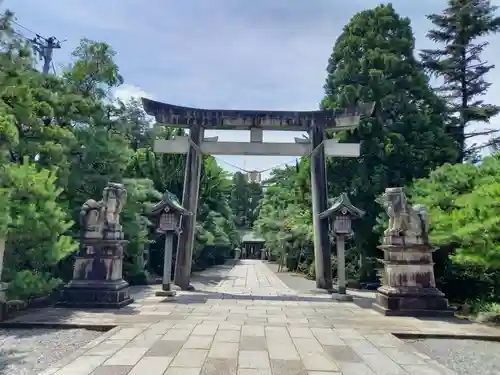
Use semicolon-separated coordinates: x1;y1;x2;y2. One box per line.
128;357;173;375
238;350;270;369
146;340;184;357
90;365;134;375
142;98;375;131
322;345;363;363
269;359;307;375
201;358;237;375
165;368;202;375
61;182;133;309
184;335;214;349
374;187;454;317
171;349;209;367
209;342;239;359
239;336;267;351
104;347;149;366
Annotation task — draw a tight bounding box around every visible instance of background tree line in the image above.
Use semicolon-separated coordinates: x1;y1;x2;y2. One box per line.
256;1;500;313
0;9;245;300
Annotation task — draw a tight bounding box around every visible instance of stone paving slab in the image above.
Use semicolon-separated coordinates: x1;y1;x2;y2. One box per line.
7;260;497;375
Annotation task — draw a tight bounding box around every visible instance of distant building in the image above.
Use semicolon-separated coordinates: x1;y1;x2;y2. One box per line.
238;229;265;259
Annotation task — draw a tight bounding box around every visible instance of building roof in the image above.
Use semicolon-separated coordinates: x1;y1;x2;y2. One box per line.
319;193;365;219
239;229;265;243
149;190;191;216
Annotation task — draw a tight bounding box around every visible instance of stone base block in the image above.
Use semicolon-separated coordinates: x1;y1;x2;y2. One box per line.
155;290;176;297
181;284;196;291
331;293;354;302
59;279;134;309
374;288;454;317
0;286;7;321
156;285;177;298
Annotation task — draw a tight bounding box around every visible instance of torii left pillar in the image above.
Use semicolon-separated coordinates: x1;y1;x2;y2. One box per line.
173;124;203;290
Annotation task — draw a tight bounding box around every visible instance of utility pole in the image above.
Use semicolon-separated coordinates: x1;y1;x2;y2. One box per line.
31;35;61;74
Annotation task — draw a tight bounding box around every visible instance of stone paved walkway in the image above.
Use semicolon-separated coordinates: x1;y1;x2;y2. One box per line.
8;260;498;375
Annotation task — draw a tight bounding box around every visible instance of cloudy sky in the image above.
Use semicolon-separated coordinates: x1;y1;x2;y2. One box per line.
5;0;500;176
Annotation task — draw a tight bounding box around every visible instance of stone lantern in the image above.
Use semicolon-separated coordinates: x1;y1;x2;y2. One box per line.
149;191;191;298
319;193;364;301
234;247;241;260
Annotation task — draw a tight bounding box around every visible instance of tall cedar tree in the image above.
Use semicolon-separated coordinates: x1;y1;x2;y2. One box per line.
321;4;457;275
421;0;500;159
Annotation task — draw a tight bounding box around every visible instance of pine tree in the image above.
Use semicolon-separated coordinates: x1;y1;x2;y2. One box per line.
421;0;500;159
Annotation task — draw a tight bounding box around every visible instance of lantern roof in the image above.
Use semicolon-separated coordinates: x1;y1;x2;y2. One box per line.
319;193;365;219
149;190;192;216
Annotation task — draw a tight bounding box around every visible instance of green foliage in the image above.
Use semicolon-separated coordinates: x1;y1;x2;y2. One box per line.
7;270;62;300
66;126;132;215
255;165;314;265
1;161;77;296
0;7;237;298
64;38;124;100
230;172;263;228
0;108;18;157
421;0;500;158
121;178;162;284
322;3;458;274
114;99;154;150
0;28;79;185
469;300;500;314
409;154;500;268
0;181;11;236
192;157;240;269
125;132;185;198
258;4;459;285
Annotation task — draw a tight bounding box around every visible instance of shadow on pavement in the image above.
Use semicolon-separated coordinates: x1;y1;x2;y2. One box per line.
160;288;338;304
189;261;237;289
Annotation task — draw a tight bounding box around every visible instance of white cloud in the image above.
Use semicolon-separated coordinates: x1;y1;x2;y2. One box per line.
113;83;153;103
111;84;156;124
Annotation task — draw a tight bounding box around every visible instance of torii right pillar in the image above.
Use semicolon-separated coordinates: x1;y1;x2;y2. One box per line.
309;102;375;291
310;121;333;290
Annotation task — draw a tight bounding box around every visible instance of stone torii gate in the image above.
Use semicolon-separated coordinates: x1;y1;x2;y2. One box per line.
142;98;374;291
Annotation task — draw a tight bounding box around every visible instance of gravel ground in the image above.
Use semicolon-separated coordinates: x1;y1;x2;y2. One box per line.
405;338;500;375
0;328;103;375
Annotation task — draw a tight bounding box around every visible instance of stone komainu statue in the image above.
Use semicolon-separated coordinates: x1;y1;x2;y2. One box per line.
379;187;429;241
80;182;127;239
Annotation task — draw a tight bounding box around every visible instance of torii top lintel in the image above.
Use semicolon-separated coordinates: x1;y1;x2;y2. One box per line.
142;98;374;131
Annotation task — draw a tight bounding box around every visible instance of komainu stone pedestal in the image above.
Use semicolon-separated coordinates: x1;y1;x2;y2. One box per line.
373;187;453;317
61;238;133;308
373;238;453;317
61;182;133;308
